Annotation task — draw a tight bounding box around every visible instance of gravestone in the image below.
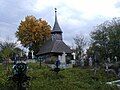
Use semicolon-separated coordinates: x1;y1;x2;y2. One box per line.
80;58;84;67
10;61;30;90
31;50;34;59
115;56;117;62
72;52;76;60
107;57;111;63
89;57;93;67
61;52;67;68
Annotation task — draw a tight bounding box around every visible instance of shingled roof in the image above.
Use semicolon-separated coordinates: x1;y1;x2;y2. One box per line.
37;39;72;55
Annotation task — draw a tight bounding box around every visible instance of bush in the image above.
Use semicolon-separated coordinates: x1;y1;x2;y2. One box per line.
0;63;119;90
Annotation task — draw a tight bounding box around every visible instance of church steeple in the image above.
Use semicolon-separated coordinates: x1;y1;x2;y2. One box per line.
52;8;63;33
51;8;63;41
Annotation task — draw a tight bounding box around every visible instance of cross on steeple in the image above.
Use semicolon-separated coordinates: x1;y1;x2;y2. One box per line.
54;8;58;26
55;8;57;12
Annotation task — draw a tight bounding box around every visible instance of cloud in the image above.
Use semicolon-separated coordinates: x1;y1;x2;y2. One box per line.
0;0;120;46
0;21;17;40
64;0;120;19
33;0;120;19
115;1;120;8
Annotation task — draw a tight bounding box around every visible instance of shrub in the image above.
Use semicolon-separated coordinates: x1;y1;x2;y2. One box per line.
0;63;119;90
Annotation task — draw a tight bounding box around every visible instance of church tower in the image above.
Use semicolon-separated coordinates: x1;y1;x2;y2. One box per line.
51;8;63;41
37;8;72;61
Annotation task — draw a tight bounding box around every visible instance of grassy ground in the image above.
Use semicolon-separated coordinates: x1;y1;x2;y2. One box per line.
0;62;119;90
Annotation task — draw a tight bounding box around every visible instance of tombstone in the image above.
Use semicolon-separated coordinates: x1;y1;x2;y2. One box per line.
93;62;99;75
107;57;110;63
60;52;67;68
80;57;84;67
28;52;32;59
25;50;29;59
71;52;76;65
105;62;109;71
93;55;98;75
14;54;18;64
31;50;34;59
16;54;20;60
58;55;61;61
61;52;66;63
115;56;117;62
72;52;76;60
20;52;23;57
13;61;27;75
71;60;76;65
10;61;30;90
89;57;93;67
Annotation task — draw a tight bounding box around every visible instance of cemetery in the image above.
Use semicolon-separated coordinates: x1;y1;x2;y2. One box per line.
0;7;120;90
0;62;119;90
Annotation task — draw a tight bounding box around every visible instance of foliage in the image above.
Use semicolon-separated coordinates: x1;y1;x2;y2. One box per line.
16;63;120;89
0;63;119;90
89;18;120;63
0;41;16;71
26;63;119;90
16;16;51;55
0;41;16;59
0;41;24;73
0;64;13;89
0;41;24;61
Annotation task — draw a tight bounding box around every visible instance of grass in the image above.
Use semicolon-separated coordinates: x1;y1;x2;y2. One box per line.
0;62;119;90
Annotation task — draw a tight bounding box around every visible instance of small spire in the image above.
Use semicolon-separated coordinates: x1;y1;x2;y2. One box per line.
52;8;62;33
55;8;57;22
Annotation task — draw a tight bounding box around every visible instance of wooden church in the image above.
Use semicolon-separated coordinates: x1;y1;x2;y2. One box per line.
37;9;72;63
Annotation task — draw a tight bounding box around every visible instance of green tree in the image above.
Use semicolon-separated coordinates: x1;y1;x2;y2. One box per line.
90;18;120;63
16;15;51;55
0;41;16;73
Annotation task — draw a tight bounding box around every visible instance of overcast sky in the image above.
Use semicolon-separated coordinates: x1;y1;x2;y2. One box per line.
0;0;120;46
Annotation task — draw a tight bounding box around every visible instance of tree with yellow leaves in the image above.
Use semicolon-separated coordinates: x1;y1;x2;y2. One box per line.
16;15;51;55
